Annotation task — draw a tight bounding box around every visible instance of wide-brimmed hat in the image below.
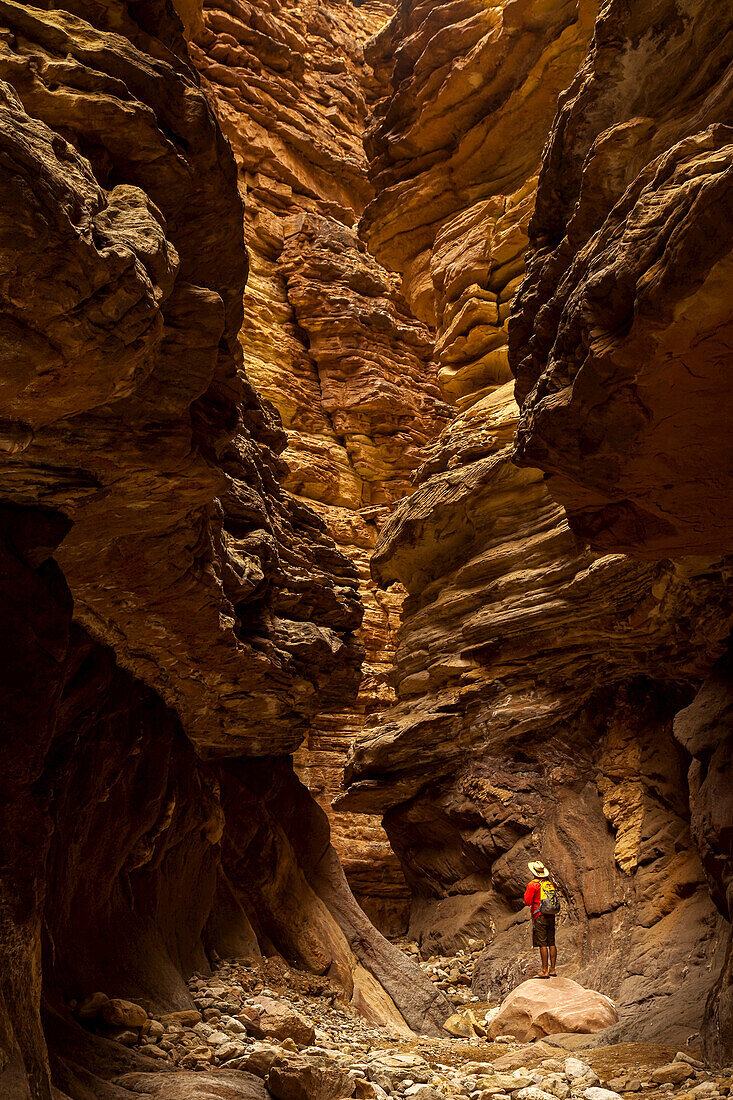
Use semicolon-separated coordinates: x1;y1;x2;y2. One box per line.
528;860;550;878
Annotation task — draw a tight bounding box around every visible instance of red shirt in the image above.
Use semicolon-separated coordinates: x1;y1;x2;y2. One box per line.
524;879;544;919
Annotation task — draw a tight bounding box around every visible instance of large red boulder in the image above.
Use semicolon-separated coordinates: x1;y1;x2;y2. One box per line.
486;977;618;1041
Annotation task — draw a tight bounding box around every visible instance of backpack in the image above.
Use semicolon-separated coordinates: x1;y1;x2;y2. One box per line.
538;879;561;915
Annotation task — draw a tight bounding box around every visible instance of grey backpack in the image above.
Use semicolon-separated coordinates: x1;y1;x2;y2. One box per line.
538;879;561;915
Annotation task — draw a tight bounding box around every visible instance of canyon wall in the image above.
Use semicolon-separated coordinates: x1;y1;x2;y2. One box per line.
0;3;449;1097
190;0;450;934
511;0;733;559
508;0;733;1060
342;0;733;1057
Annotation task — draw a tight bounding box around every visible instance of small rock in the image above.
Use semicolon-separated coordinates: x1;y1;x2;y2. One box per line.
566;1060;596;1083
141;1019;165;1041
160;1009;202;1026
445;1010;479;1038
652;1065;696;1085
246;997;316;1046
145;1045;171;1060
583;1089;623;1100
676;1054;706;1070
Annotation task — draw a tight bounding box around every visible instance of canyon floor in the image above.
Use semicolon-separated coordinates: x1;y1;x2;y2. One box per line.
67;945;733;1100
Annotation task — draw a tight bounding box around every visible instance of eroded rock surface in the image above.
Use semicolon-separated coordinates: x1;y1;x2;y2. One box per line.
0;2;447;1097
510;1;733;558
0;0;362;758
190;0;450;933
343;0;733;1055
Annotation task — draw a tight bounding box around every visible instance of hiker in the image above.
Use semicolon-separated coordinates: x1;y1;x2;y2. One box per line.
524;860;561;978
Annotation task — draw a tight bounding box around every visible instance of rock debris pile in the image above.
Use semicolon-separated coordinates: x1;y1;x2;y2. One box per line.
73;957;733;1100
401;939;487;1008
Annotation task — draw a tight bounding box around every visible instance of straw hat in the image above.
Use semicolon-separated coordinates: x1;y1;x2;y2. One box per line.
528;860;550;878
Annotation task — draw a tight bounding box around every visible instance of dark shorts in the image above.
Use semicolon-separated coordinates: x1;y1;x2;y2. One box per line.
532;914;556;947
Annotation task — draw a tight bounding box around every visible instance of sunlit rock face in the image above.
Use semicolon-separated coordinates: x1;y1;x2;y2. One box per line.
190;0;451;933
344;0;733;1049
511;0;733;559
0;0;363;758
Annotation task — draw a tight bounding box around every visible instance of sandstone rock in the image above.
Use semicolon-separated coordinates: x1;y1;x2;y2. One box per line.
651;1064;696;1085
266;1054;353;1100
244;996;316;1045
676;1054;706;1069
486;979;618;1043
565;1059;596;1081
584;1090;624;1100
405;1088;444;1100
161;1011;203;1027
443;1010;477;1037
511;1;733;559
516;1089;557;1100
481;1075;536;1093
115;1069;270;1098
101;999;147;1028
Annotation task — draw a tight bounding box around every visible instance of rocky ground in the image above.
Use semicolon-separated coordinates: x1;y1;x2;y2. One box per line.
71;948;733;1100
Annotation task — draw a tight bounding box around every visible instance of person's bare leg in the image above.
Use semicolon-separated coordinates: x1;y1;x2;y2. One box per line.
549;945;557;975
539;946;549;976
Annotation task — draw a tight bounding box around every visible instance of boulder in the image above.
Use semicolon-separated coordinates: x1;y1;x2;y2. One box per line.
243;996;316;1046
444;1009;483;1038
651;1064;695;1085
266;1057;352;1100
115;1070;270;1098
486;978;618;1042
101;999;147;1028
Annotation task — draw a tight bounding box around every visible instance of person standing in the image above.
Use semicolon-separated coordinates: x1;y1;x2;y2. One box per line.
524;860;561;978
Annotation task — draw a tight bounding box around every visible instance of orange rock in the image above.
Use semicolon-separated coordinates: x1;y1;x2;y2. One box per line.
486;978;618;1042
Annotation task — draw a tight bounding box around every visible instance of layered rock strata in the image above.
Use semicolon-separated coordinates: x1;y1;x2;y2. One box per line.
507;0;733;1056
190;0;451;933
343;0;733;1053
0;3;450;1097
511;0;733;558
0;0;362;756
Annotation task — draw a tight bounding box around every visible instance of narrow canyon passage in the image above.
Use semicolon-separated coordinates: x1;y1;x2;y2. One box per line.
0;1;731;1099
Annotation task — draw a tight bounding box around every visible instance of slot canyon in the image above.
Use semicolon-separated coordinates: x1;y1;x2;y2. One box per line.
0;0;731;1098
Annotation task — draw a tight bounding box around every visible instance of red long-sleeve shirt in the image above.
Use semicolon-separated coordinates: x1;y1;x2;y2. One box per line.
524;879;543;919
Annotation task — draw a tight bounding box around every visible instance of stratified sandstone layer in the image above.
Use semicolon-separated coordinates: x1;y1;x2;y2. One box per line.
344;0;733;1053
511;0;733;558
0;0;362;757
191;0;450;933
0;3;450;1097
